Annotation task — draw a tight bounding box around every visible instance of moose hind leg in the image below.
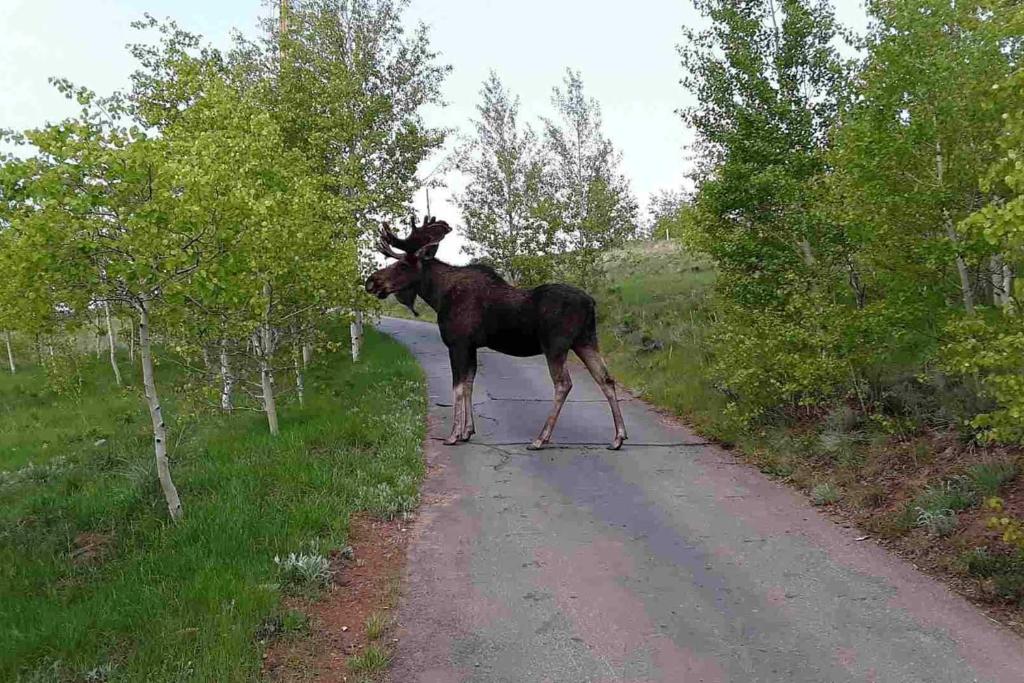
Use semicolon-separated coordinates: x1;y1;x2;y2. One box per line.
527;352;572;450
461;351;477;441
445;345;471;446
575;345;627;450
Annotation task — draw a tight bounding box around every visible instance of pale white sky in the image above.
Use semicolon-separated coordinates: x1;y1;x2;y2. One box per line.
0;0;869;263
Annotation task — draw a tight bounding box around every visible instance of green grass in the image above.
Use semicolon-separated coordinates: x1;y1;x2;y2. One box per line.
913;477;977;514
377;294;437;323
364;611;389;641
967;459;1019;497
348;644;390;674
597;240;732;439
0;326;425;682
810;482;840;506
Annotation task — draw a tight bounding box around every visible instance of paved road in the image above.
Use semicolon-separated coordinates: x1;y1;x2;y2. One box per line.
379;317;1024;683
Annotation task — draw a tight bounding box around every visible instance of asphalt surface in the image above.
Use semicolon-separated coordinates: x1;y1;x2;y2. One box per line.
378;317;1024;683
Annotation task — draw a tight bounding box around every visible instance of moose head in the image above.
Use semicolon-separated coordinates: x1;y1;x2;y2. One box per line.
364;216;452;313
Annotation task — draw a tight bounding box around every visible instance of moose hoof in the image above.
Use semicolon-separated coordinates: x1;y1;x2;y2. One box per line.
526;440;545;451
443;436;459;446
608;436;625;451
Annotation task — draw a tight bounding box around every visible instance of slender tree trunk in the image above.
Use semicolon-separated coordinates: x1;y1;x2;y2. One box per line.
95;310;102;358
944;214;975;314
4;331;15;374
137;302;183;522
258;283;279;435
128;320;135;364
799;239;815;266
350;310;363;363
991;254;1007;305
1003;263;1015;309
257;331;279;435
294;346;305;406
104;302;122;386
936;138;974;315
302;343;312;368
219;340;234;412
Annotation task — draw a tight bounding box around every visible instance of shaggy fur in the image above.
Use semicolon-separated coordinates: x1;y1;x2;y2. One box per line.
367;221;627;450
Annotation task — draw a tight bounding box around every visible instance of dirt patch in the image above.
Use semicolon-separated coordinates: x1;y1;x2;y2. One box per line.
69;531;114;565
262;514;412;682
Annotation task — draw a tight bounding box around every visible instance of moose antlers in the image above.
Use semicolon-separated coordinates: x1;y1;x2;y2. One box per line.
379;214;453;257
376;228;405;260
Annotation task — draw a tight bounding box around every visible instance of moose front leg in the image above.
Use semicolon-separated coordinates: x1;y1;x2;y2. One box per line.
444;345;476;445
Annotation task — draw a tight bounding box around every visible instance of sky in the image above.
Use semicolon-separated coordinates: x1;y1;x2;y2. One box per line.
0;0;869;263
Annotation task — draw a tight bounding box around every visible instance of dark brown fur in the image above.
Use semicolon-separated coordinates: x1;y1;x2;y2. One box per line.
366;221;626;450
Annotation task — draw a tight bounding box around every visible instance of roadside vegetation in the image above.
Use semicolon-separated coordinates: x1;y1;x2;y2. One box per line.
0;1;440;679
598;240;1024;629
0;327;425;681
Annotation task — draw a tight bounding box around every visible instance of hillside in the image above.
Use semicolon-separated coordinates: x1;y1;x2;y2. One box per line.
596;240;1024;633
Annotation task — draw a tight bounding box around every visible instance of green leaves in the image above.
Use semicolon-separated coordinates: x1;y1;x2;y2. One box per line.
456;70;639;288
679;0;1024;442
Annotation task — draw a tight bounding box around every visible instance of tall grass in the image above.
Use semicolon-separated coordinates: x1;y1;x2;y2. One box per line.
597;241;735;439
0;327;425;682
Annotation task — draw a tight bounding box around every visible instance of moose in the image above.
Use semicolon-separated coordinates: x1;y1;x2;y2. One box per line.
365;216;627;450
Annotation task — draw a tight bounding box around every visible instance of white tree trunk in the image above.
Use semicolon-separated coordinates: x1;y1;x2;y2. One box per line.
127;318;135;364
138;302;183;522
219;340;234;412
294;346;305;406
258;282;279;435
256;330;280;435
799;239;815;266
945;216;975;314
95;311;102;358
4;331;14;374
302;343;312;368
350;310;364;363
1004;263;1015;309
936;139;974;315
991;254;1004;306
104;301;122;386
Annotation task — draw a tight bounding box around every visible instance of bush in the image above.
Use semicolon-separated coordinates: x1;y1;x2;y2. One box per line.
967;459;1019;497
942;317;1024;444
913;477;976;514
916;507;959;537
274;552;333;593
810;482;840;506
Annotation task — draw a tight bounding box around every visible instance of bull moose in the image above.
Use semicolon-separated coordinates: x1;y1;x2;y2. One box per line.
365;217;627;451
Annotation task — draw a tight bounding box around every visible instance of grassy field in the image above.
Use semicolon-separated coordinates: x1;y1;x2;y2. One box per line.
597;240;730;438
596;240;1024;626
0;326;425;682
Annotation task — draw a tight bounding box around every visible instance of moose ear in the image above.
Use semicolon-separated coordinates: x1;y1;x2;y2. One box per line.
416;243;440;261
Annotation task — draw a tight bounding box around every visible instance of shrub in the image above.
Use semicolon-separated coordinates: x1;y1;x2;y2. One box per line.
810;482;840;506
942;317;1024;445
915;507;958;537
986;497;1024;551
274;552;332;592
913;477;976;514
967;459;1019;497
